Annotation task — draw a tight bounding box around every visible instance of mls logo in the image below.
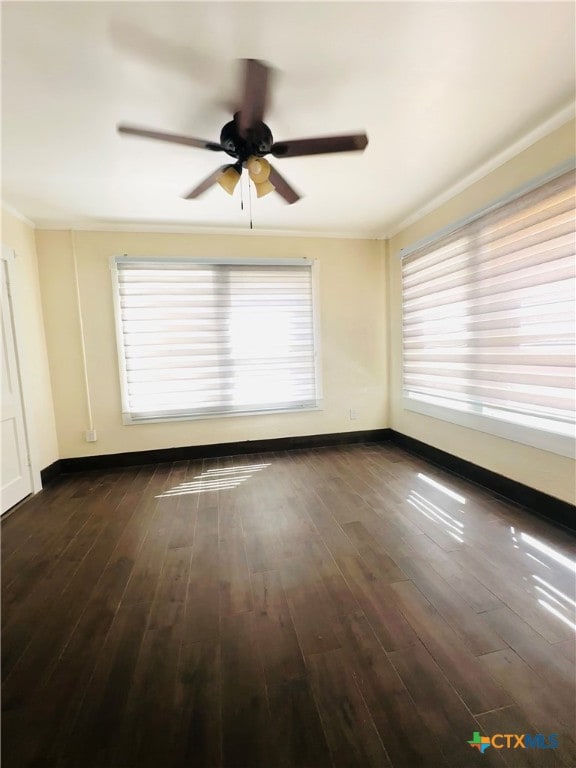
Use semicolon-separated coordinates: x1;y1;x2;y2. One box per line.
468;731;559;753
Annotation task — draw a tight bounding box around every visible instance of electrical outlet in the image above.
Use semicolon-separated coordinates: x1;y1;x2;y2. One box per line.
85;429;97;442
349;409;358;420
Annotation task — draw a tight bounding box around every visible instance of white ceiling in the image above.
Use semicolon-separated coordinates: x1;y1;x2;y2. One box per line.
2;1;574;237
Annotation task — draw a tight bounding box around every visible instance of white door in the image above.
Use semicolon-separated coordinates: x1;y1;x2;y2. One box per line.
1;258;32;513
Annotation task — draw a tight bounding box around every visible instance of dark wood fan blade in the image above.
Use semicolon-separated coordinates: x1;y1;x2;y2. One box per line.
182;165;232;199
237;59;270;137
268;165;301;205
118;124;223;152
271;133;368;158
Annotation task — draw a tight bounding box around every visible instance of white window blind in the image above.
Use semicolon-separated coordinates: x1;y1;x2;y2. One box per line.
402;169;576;453
112;258;319;422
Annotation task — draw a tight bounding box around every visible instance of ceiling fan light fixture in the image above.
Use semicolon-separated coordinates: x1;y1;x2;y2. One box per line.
217;165;241;195
247;155;271;184
254;179;276;198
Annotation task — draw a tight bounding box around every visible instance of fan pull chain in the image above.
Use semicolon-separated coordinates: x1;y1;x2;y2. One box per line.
240;176;244;211
248;179;253;230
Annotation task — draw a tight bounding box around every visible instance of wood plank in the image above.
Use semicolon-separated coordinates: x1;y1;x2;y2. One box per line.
301;536;361;618
171;641;221;768
336;554;418;651
304;495;359;559
335;611;450;768
56;600;151;768
32;550;138;756
280;557;341;655
251;570;306;686
147;544;192;630
219;524;253;616
342;520;409;582
273;450;313;496
393;498;465;552
390;580;511;713
1;468;124;611
51;469;189;767
426;554;503;613
184;531;220;643
244;522;284;573
116;465;183;605
307;647;392;768
483;605;576;717
167;459;201;550
2;473;150;708
112;512;170;605
112;623;183;768
181;470;221;644
327;462;402;530
0;473;83;559
276;501;322;560
478;648;576;768
396;555;507;655
551;638;576;664
395;531;454;562
389;642;507;768
313;478;367;526
478;647;574;732
221;612;271;768
268;677;333;768
1;470;135;669
218;456;248;531
453;545;573;643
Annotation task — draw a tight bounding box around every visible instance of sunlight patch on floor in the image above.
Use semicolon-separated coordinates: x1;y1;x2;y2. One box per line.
156;462;270;497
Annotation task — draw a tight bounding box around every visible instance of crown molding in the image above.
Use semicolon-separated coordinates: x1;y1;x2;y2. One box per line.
383;101;576;240
1;201;36;229
33;221;378;240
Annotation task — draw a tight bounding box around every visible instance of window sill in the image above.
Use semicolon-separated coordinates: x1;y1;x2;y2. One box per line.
122;403;323;426
403;396;575;459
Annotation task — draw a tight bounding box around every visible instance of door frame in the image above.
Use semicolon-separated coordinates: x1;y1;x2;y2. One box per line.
1;245;41;498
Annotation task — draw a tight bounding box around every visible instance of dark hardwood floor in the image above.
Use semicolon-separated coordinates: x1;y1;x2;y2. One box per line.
2;443;575;768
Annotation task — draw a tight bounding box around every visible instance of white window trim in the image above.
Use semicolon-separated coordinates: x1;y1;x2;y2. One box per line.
110;256;322;425
400;164;576;459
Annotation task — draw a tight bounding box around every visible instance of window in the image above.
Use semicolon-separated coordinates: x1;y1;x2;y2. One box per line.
401;168;575;457
111;257;320;423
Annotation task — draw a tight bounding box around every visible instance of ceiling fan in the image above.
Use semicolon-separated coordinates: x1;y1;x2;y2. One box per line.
117;59;368;205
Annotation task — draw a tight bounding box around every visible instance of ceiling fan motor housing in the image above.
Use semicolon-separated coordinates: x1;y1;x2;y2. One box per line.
220;115;274;161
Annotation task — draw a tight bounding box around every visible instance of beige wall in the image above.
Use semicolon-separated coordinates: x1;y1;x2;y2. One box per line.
1;209;59;472
35;231;387;459
388;119;576;504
